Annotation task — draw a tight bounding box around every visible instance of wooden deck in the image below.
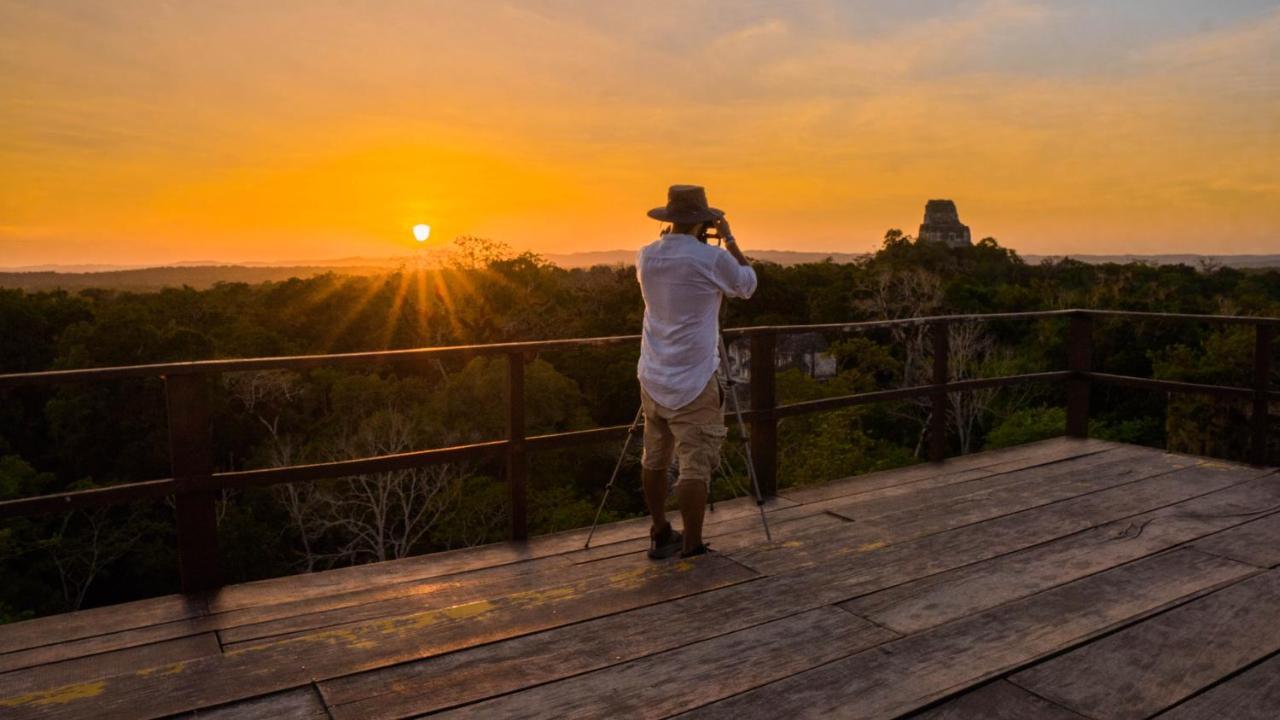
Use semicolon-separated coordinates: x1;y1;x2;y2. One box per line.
1;437;1278;719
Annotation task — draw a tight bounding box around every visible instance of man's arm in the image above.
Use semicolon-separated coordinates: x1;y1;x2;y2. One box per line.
709;217;757;298
714;218;750;266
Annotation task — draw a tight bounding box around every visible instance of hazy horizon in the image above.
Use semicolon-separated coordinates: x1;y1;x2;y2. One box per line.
3;1;1278;265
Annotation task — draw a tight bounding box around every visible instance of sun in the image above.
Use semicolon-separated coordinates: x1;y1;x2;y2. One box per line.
412;224;431;242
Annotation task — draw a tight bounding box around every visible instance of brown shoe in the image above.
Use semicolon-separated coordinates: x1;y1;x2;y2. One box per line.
680;543;712;558
648;524;683;560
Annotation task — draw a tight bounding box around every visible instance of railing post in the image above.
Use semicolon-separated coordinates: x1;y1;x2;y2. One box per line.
929;320;949;462
1251;324;1274;466
506;351;528;540
1066;312;1093;438
164;372;222;593
748;331;777;497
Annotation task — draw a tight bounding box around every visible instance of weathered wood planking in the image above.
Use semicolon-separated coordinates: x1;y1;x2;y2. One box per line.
678;549;1256;720
1191;504;1280;568
319;456;1262;718
821;444;1158;523
773;437;1112;505
206;492;785;614
0;438;1101;657
568;438;1112;566
0;634;219;697
1154;652;1280;720
0;547;577;673
216;552;649;646
841;474;1280;634
0;498;783;671
1011;569;1280;720
0;555;756;720
321;571;832;718
208;520;632;613
430;607;896;720
0;445;1078;677
0;617;220;675
0;594;208;657
733;449;1213;576
10;442;1142;674
605;511;844;567
907;680;1088;720
174;687;329;719
569;500;850;567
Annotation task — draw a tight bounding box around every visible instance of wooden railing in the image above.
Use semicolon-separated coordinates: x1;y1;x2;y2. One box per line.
0;309;1275;593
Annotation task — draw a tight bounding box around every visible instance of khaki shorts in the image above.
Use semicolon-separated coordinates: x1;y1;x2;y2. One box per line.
640;376;726;488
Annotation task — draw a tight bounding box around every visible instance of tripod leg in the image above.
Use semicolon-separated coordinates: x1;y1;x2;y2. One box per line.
585;406;644;549
727;385;773;542
719;336;773;543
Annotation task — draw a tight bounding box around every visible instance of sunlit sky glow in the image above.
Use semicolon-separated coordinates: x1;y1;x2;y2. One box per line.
1;0;1277;265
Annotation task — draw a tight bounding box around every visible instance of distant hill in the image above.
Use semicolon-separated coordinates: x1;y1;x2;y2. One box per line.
2;251;1277;291
1020;254;1280;269
0;265;393;291
540;249;870;267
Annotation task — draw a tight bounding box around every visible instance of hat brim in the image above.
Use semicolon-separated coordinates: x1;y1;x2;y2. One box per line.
647;206;724;223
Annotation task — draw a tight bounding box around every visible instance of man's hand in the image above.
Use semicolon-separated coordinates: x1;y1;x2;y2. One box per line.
715;217;749;266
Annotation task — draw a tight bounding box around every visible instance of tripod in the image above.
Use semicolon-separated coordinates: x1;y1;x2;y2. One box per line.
583;335;773;549
717;334;773;543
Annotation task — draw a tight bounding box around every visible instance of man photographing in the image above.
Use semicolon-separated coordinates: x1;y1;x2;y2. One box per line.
637;185;757;559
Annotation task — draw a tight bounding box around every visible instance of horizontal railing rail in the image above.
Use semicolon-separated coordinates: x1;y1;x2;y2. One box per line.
0;308;1273;592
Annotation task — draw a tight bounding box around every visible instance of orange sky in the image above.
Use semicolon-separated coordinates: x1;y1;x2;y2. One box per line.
2;1;1277;266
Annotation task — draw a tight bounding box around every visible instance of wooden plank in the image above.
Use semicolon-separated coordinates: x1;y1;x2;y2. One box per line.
1154;652;1280;720
676;549;1256;720
0;618;221;675
209;528;579;614
1192;508;1280;568
562;494;800;565
774;437;1111;505
718;446;1156;575
429;607;896;720
0;443;1131;667
0;595;208;656
0;634;219;697
321;459;1266;718
0;556;582;671
569;498;851;566
571;451;1118;569
217;552;651;646
842;475;1280;634
213;552;576;627
207;490;790;614
908;680;1087;720
321;571;839;718
0;555;756;720
175;687;330;719
0;443;1100;661
0;440;1094;650
734;448;1211;576
1011;568;1280;720
821;445;1158;522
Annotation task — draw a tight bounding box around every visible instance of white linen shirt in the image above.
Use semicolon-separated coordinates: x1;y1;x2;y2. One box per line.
636;234;758;409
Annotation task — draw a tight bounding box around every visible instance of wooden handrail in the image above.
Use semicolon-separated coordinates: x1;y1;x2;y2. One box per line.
0;308;1274;592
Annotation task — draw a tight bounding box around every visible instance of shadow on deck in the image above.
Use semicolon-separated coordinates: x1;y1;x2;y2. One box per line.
1;437;1279;719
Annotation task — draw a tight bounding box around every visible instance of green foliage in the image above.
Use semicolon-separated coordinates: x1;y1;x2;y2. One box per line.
985;407;1067;449
1;233;1276;621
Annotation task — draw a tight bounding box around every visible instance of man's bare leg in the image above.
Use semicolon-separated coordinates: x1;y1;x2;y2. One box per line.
677;479;708;553
642;467;671;537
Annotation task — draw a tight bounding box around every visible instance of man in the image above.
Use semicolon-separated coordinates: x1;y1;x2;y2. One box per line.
637;185;757;559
